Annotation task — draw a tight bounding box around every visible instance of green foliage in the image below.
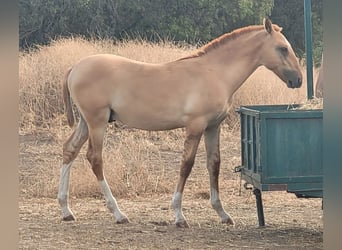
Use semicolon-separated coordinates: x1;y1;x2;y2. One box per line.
19;0;274;47
19;0;322;66
271;0;323;66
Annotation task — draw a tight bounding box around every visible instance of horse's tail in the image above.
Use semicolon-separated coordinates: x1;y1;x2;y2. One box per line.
62;67;75;128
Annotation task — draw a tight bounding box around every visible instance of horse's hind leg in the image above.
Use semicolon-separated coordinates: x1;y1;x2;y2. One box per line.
58;116;89;221
204;124;234;225
86;116;129;224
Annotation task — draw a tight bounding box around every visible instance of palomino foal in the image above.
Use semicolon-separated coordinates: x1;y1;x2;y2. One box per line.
58;19;302;228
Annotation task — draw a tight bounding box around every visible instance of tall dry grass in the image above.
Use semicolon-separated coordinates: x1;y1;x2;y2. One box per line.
19;37;310;199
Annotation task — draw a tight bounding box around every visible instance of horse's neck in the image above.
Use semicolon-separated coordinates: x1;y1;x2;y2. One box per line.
205;31;265;94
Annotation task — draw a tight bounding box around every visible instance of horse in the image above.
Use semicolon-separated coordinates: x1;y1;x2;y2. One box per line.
58;18;302;228
315;55;323;98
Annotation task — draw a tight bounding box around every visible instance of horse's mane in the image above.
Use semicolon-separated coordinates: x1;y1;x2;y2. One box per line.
178;24;282;61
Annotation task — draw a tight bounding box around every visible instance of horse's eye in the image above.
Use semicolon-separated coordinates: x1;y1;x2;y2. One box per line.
279;46;288;54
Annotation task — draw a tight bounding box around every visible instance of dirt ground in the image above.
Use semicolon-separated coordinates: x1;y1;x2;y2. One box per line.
19;130;323;250
19;194;323;250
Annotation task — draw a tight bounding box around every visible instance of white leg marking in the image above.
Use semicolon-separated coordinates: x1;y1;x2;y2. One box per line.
57;163;75;220
171;191;188;227
99;178;129;223
210;188;235;225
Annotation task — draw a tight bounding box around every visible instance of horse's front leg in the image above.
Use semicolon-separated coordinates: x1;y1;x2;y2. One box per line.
171;128;203;228
204;124;235;225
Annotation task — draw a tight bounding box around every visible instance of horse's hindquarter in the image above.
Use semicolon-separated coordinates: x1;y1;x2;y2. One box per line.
69;54;229;131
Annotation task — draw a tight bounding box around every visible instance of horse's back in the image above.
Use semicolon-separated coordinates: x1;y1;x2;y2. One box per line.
69;54;147;82
67;54;147;103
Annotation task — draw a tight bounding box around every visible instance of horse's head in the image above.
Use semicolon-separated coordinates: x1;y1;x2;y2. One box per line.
260;18;302;88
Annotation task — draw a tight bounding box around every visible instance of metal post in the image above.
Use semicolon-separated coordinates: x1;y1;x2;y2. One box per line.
304;0;314;99
253;188;265;227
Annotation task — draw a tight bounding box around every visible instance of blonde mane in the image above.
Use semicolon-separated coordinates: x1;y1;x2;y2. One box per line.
179;24;282;60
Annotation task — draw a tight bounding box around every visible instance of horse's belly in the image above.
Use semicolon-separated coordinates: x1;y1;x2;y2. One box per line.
113;105;185;131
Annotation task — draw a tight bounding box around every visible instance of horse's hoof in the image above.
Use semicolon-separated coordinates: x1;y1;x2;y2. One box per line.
116;217;130;224
175;220;190;228
63;214;75;221
222;217;235;226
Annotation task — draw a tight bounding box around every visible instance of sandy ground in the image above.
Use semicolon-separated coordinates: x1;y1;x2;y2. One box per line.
19;130;323;250
19;193;323;250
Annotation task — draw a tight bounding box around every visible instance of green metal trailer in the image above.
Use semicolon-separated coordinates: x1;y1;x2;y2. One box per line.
236;105;323;226
235;0;323;226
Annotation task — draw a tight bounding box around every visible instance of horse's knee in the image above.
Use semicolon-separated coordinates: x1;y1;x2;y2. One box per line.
180;158;195;178
208;156;220;176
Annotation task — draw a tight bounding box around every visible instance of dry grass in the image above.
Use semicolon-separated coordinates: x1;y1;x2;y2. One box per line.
19;37;313;199
291;97;323;110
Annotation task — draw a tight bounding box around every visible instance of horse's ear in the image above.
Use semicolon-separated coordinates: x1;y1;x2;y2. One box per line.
263;18;273;34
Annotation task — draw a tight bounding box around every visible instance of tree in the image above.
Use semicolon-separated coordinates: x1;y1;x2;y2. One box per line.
19;0;323;65
19;0;276;48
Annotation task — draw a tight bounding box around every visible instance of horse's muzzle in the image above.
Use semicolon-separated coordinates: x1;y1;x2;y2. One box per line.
288;77;302;88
